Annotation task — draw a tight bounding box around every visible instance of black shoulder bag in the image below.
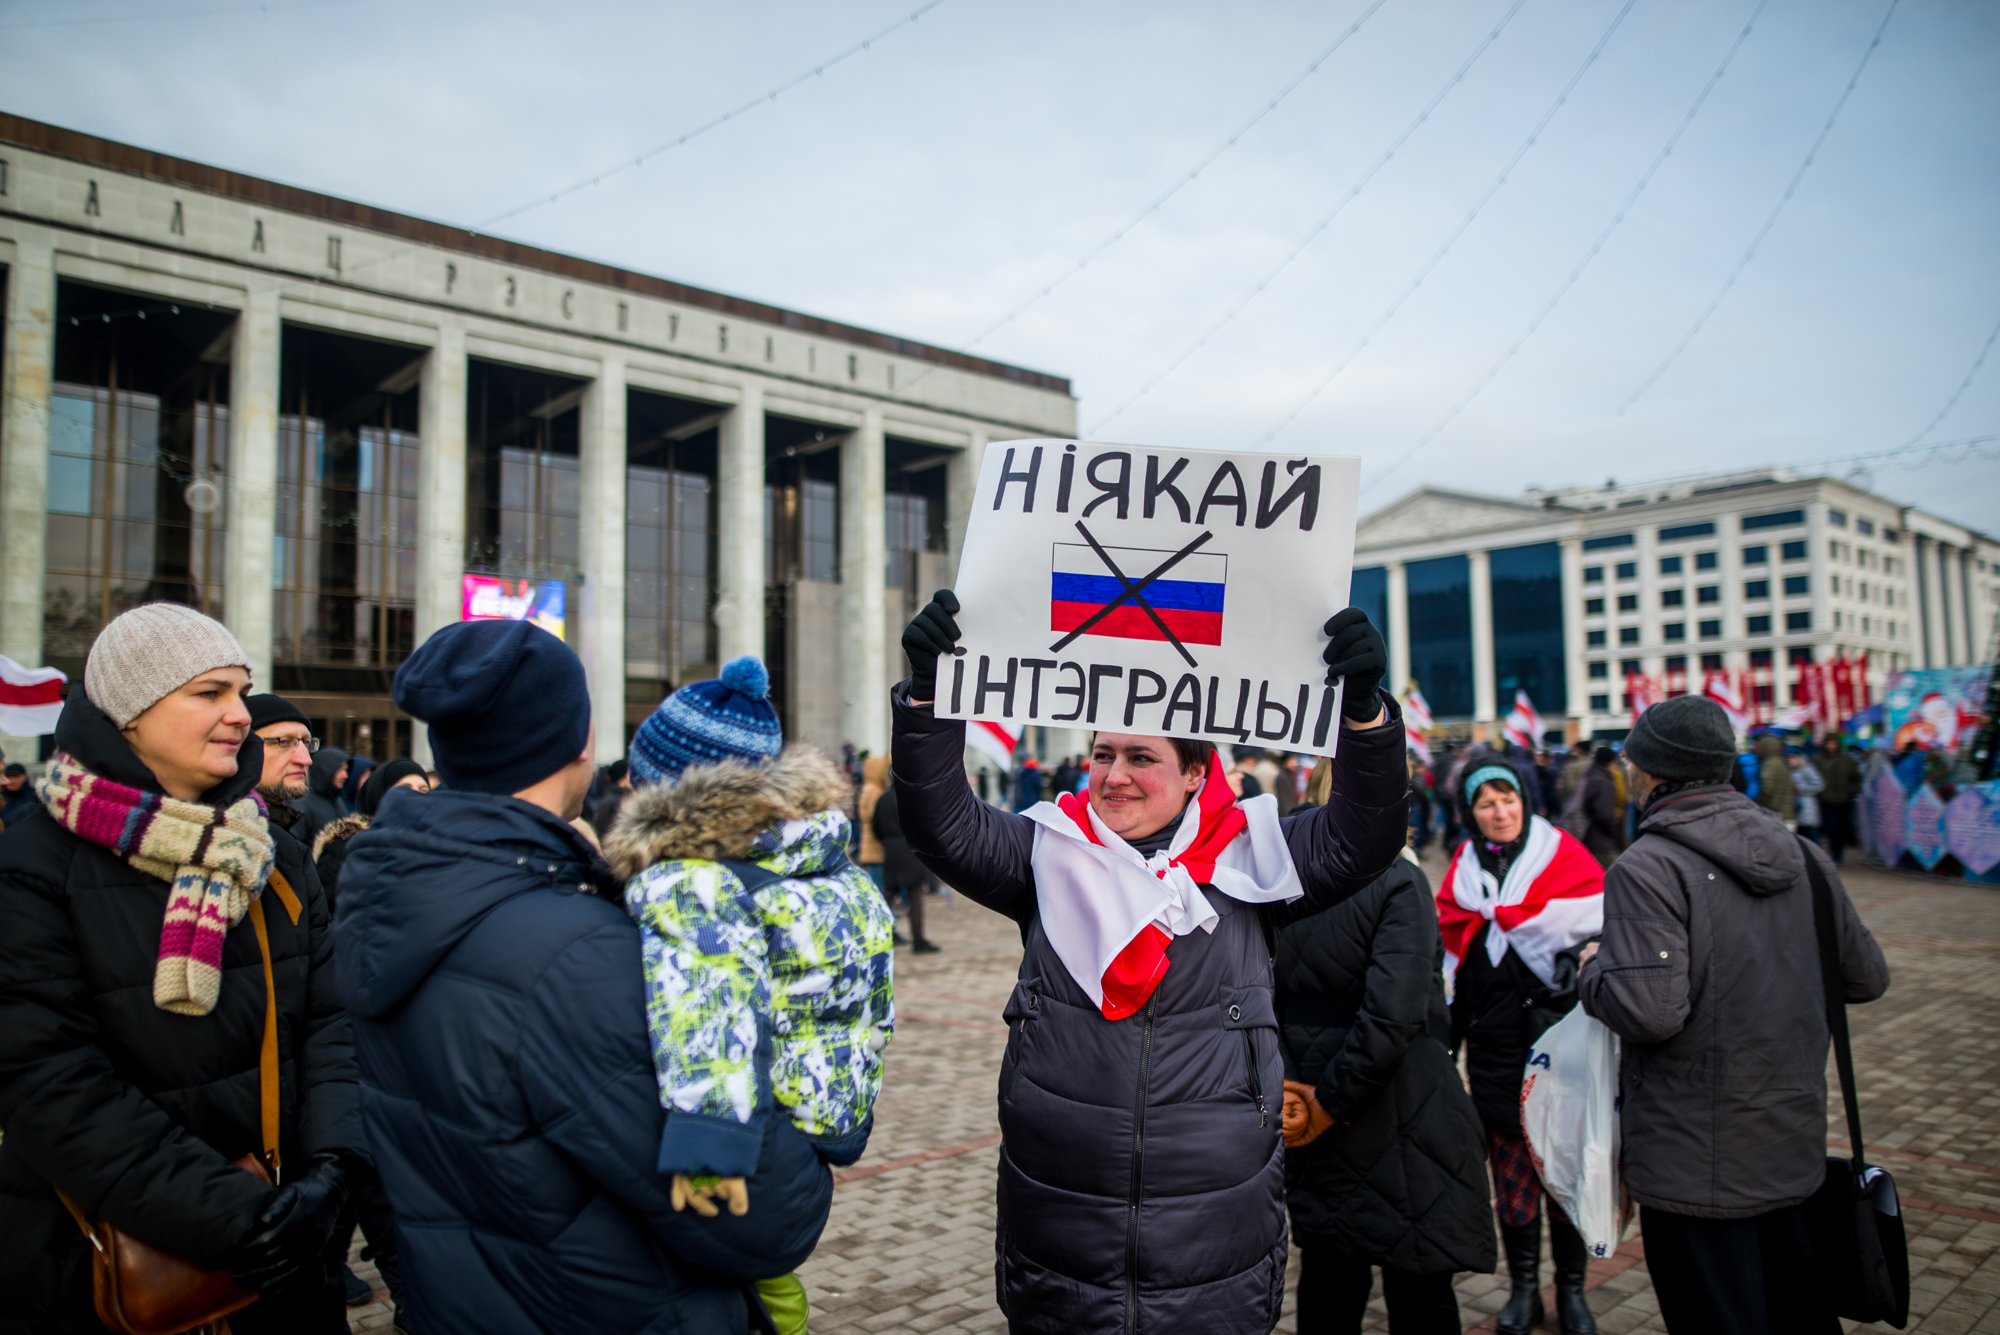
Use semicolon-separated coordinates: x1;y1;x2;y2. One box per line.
1798;835;1909;1328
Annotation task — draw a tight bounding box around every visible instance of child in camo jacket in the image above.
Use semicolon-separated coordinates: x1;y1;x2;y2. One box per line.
606;658;895;1218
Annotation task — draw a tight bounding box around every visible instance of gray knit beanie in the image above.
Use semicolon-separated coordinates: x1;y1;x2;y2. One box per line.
1623;694;1736;783
85;603;251;728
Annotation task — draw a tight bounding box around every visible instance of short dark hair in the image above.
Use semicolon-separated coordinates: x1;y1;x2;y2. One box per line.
1090;734;1212;776
2;763;25;778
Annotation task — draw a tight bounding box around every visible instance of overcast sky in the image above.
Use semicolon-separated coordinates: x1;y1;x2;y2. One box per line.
6;0;1997;531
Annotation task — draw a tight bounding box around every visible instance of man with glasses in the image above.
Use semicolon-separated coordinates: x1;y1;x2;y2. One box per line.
249;694;319;837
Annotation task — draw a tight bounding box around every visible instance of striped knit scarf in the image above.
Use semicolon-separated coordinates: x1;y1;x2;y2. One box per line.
38;752;275;1016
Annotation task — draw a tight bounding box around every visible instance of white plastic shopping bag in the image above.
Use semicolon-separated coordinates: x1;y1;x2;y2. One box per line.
1520;1008;1630;1258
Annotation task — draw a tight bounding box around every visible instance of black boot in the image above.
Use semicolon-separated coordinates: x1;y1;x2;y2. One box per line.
1549;1215;1598;1334
1496;1220;1544;1335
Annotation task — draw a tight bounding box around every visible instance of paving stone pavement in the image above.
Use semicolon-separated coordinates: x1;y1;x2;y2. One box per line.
342;853;2000;1333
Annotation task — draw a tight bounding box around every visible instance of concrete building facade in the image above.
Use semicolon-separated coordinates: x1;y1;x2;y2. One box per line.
1355;469;2000;741
0;114;1075;765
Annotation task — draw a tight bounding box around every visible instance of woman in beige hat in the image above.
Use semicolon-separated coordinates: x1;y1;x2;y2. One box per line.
0;602;362;1332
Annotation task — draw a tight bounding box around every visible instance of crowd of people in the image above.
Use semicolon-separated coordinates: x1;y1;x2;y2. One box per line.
0;593;1890;1335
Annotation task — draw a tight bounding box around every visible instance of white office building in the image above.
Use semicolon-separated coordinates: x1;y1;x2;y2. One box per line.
1354;469;2000;741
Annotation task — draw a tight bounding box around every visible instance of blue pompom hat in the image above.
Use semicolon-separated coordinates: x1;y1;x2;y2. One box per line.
627;656;784;786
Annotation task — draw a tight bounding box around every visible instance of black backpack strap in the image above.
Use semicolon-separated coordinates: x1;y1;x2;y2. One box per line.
719;859;786;894
1800;834;1868;1172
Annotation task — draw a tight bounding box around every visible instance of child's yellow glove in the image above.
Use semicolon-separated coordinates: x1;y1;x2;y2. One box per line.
671;1174;749;1217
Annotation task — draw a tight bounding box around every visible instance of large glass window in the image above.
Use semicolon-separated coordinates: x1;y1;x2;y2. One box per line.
886;439;951;631
273;326;423;689
1349;567;1389;646
1490;542;1564;716
45;283;235;678
466;361;584;595
1407;555;1472;717
626;392;719;703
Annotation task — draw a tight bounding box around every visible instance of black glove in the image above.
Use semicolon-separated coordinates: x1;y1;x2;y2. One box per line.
226;1152;351;1297
901;590;962;702
1322;607;1387;722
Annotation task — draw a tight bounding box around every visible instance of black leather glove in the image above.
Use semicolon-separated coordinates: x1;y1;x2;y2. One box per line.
901;590;962;702
1322;607;1387;721
226;1152;351;1297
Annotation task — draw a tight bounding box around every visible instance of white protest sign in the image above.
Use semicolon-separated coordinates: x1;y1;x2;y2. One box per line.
943;440;1360;754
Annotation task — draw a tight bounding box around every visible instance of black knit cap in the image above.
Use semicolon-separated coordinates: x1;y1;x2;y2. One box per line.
247;693;311;732
393;620;589;794
1624;695;1736;783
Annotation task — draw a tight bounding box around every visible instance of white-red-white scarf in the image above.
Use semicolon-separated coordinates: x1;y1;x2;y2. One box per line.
1023;750;1302;1020
1436;814;1603;989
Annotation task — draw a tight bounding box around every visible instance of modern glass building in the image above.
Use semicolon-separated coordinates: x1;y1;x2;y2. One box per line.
1354;474;1998;742
0;113;1077;763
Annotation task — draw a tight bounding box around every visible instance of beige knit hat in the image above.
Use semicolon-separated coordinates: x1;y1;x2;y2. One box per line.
85;604;252;728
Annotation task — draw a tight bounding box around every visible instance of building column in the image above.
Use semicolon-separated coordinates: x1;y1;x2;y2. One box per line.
715;383;765;665
1385;561;1409;700
224;287;280;688
841;407;888;755
411;318;468;766
946;425;988;579
1938;543;1962;666
0;230;56;763
1915;536;1940;668
1469;548;1496;727
579;355;627;760
1559;536;1587;724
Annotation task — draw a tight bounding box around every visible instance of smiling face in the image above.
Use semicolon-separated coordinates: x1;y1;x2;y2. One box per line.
1469;780;1525;844
122;667;254;802
1088;733;1205;842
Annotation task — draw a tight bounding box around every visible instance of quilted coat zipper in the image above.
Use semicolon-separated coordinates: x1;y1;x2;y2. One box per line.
1242;1029;1268;1127
1124;993;1158;1335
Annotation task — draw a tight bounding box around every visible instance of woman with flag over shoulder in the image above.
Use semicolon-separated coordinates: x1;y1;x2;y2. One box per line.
890;591;1408;1335
1436;749;1604;1335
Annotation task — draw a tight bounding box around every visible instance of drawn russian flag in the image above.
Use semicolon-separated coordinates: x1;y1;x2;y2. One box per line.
1050;543;1227;647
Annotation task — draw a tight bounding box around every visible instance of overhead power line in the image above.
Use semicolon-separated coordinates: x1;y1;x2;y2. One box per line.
1902;311;2000;449
268;2;947;298
1617;0;1902;415
1256;0;1640;447
1362;0;1771;500
1085;0;1534;438
469;0;949;236
0;0;364;30
938;0;1393;361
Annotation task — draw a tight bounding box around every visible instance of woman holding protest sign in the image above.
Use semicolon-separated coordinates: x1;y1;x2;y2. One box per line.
891;590;1407;1335
1437;751;1604;1335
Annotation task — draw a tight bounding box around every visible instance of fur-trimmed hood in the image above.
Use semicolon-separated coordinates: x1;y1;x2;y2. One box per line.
312;812;371;862
604;744;852;880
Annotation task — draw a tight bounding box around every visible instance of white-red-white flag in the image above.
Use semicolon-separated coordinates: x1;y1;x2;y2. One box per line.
1703;670;1747;734
1503;690;1543;750
967;719;1019;772
0;655;66;737
1402;684;1435;733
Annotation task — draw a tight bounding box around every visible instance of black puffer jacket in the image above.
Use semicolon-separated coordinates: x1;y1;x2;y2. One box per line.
891;686;1408;1335
1276;854;1494;1276
0;691;358;1334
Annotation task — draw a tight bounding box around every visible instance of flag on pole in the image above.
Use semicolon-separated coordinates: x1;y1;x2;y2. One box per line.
0;655;67;737
1401;684;1435;734
1627;672;1661;723
1502;690;1543;750
1703;670;1747;734
1406;731;1433;767
967;719;1019;772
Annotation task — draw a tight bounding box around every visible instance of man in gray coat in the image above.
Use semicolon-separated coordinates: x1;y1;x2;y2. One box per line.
1579;695;1888;1334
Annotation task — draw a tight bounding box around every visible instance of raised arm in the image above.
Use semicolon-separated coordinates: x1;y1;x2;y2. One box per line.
1271;691;1410;928
890;686;1037;925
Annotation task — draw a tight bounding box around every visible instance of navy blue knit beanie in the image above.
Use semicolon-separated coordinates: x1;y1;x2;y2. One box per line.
628;656;783;787
393;620;590;794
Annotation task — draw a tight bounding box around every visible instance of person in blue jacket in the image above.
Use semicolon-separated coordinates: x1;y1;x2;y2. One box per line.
335;619;831;1335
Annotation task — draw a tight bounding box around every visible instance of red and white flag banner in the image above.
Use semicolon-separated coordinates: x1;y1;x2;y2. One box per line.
0;655;67;737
